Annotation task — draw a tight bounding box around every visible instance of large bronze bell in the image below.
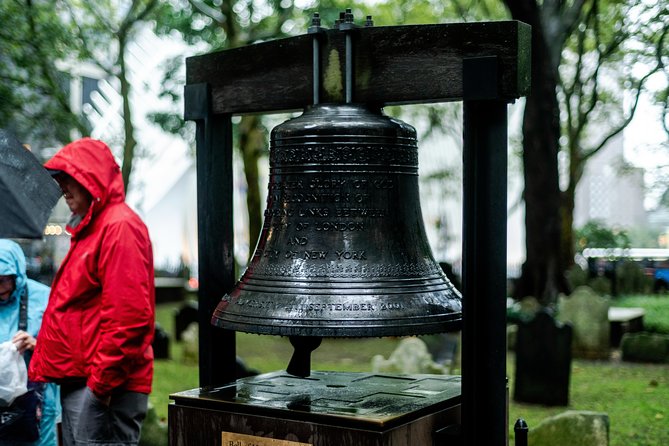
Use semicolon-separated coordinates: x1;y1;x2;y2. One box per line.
212;104;462;338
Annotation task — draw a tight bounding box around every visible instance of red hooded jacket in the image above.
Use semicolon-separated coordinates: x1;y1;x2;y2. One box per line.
29;138;155;398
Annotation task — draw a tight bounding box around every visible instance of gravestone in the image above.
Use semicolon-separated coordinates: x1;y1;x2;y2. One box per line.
517;296;541;320
507;296;541;351
174;300;198;342
558;286;610;359
529;411;609;446
621;332;669;363
514;310;573;406
372;337;449;374
507;324;518;351
421;332;460;368
507;296;541;324
181;322;199;365
153;323;170;359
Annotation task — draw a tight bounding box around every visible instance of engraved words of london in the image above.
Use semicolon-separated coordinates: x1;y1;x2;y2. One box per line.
257;169;396;264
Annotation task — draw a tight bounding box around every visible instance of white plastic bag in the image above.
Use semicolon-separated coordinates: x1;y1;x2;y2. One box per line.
0;341;28;407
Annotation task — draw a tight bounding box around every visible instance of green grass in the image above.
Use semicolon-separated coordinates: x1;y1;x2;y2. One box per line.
151;303;199;422
508;358;669;446
152;299;669;445
614;294;669;334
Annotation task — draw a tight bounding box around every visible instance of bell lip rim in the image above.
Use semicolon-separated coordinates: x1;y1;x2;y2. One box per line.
210;315;463;338
211;304;463;331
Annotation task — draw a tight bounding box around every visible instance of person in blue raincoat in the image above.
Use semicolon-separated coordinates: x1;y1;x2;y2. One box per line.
0;239;60;446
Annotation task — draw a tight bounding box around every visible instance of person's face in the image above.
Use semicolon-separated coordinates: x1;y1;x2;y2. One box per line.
55;173;93;217
0;275;15;301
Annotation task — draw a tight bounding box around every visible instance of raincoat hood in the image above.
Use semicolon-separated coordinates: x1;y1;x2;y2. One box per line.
0;239;27;305
44;138;125;234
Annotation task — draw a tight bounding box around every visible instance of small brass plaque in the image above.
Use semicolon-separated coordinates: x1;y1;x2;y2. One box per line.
221;432;311;446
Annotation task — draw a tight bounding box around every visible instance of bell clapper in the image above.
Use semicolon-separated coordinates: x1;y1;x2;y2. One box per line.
287;336;323;378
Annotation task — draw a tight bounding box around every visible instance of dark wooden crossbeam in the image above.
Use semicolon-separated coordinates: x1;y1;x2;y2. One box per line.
186;20;530;115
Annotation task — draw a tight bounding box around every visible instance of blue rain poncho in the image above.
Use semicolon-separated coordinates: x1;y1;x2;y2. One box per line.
0;239;60;446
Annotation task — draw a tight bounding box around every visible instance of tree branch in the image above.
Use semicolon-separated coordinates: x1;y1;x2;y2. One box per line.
582;67;658;162
23;0;88;134
188;0;225;24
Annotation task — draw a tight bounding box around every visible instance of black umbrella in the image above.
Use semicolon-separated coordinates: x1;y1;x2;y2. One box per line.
0;130;62;239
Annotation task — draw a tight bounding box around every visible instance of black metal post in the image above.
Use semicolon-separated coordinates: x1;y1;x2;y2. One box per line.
461;56;509;445
514;418;529;446
184;83;237;387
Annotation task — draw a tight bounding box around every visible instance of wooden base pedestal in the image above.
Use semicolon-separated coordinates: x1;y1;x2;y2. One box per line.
169;371;461;446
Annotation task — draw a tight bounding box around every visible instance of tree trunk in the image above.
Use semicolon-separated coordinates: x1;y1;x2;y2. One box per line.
560;186;576;278
118;33;137;193
561;147;584;276
239;115;264;260
506;0;569;304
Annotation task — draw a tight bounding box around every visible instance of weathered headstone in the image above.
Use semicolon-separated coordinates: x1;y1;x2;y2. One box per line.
507;296;541;352
153;323;170;359
529;411;609;446
174;300;198;342
372;337;449;374
518;296;541;320
181;322;199;365
514;310;572;406
621;332;669;363
507;324;518;351
507;296;541;324
558;286;610;359
420;332;460;367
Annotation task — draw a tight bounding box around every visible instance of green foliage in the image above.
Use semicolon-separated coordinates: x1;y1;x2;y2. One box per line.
566;264;589;289
575;220;631;252
616;260;654;295
587;275;612;296
0;0;88;145
627;226;662;248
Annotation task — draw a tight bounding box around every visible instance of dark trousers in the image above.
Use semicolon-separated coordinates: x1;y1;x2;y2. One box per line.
60;384;148;446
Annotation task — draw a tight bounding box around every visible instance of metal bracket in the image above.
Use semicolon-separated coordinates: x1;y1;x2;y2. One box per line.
463;56;499;101
184;83;211;121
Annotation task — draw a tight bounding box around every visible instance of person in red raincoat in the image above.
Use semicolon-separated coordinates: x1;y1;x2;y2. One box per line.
29;138;155;446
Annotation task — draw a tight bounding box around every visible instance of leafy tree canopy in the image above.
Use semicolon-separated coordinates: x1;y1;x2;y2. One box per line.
575;219;631;251
0;0;88;147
